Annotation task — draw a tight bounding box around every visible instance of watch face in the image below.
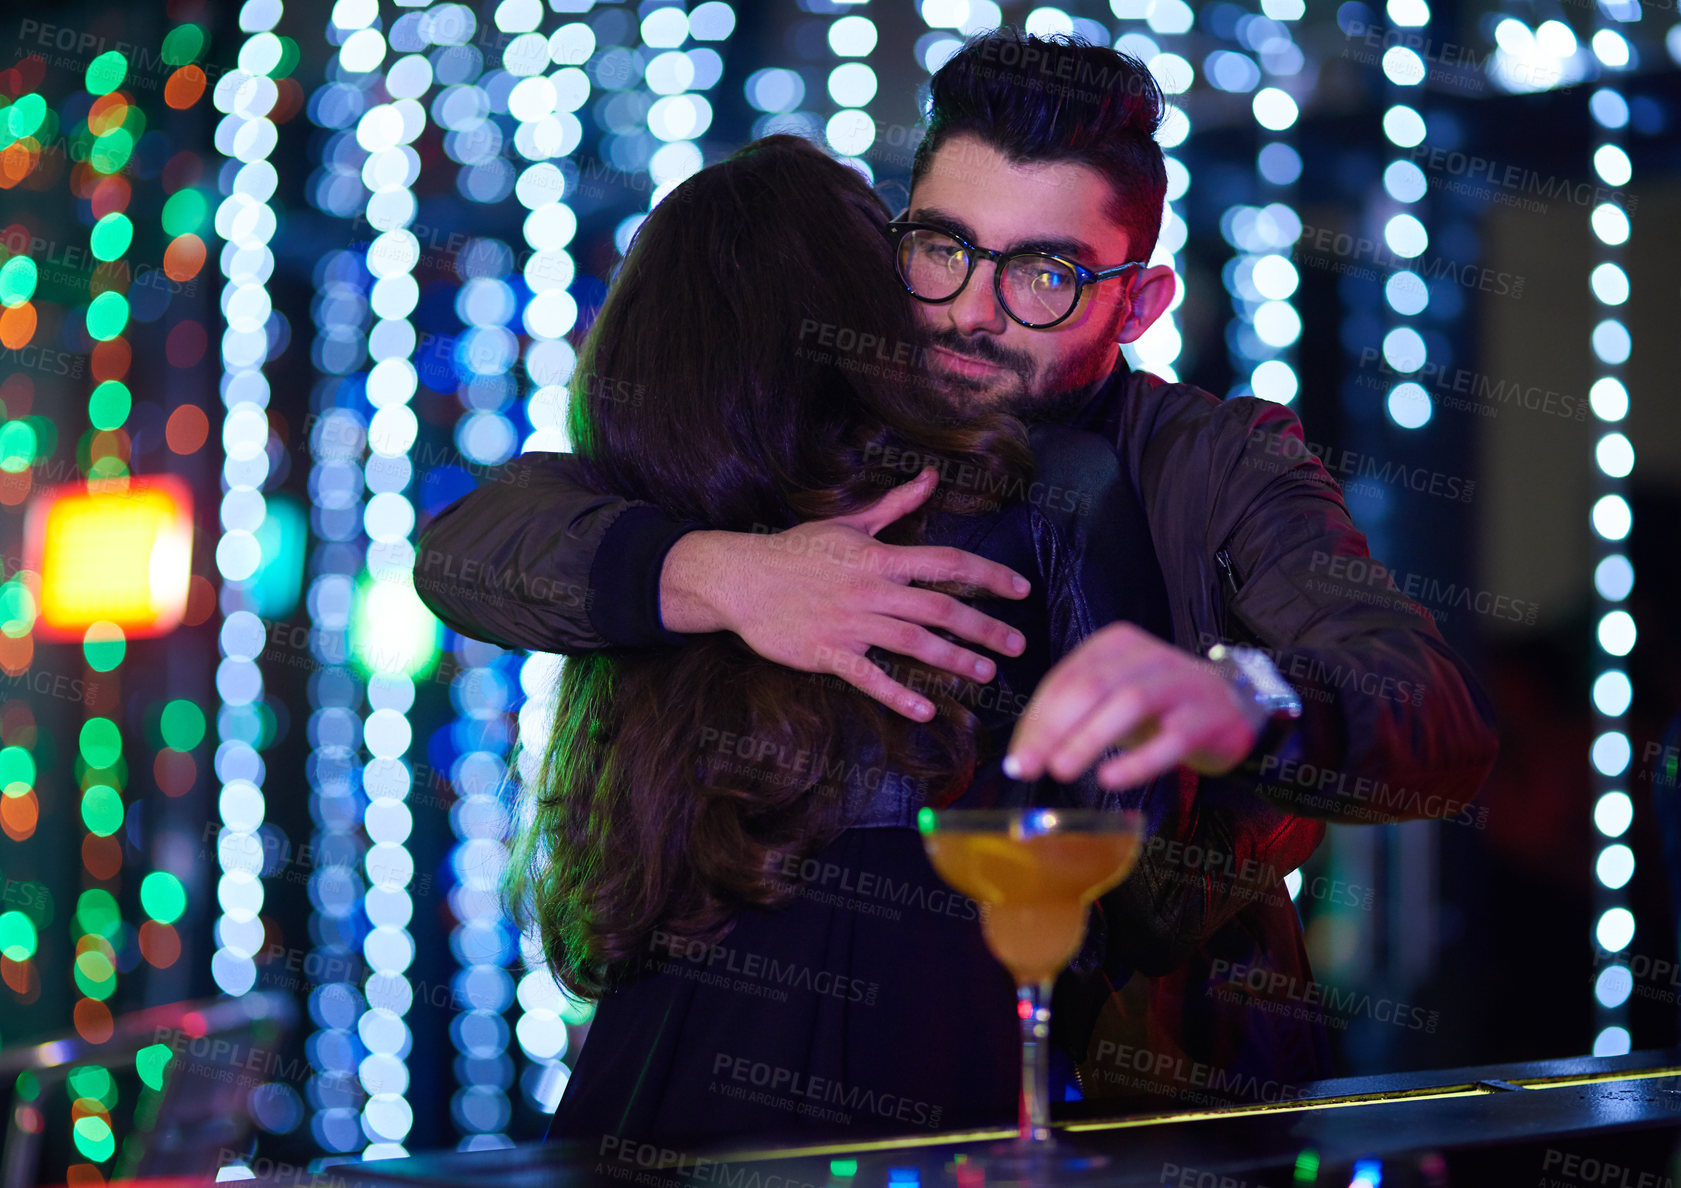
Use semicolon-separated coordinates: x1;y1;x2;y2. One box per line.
1230;647;1303;715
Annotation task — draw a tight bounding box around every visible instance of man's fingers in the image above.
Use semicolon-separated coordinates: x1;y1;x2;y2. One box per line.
880;585;1026;660
867;617;998;685
884;544;1030;600
827;649;935;721
834;467;938;538
1094;730;1187;791
1006;663;1130;780
1045;685;1160;783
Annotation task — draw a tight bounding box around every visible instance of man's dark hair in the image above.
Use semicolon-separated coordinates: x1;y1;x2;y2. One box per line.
912;29;1168;263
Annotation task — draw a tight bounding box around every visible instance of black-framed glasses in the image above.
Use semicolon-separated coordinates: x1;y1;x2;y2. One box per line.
885;220;1144;330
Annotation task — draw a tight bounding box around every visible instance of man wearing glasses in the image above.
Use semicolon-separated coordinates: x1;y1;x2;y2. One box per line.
418;30;1497;1104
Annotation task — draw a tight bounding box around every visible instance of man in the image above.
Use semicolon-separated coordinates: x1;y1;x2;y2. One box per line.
417;31;1497;1106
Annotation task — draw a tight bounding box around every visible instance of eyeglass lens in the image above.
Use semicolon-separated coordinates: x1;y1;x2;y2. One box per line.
896;228;1080;326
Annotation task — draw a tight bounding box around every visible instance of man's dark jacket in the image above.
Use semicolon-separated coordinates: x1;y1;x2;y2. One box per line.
415;361;1499;1105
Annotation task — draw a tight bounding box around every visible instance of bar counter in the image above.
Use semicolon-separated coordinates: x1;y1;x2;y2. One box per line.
269;1048;1681;1187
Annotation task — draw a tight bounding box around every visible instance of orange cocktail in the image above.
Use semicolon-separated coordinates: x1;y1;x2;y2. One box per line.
918;807;1144;1153
923;827;1141;984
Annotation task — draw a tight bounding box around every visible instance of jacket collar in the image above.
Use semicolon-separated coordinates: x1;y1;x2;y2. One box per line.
1064;353;1134;435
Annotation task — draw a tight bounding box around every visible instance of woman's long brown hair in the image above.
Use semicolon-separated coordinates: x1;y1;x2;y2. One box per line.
505;135;1033;998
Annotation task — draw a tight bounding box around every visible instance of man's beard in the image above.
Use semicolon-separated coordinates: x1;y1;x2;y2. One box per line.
926;319;1121;425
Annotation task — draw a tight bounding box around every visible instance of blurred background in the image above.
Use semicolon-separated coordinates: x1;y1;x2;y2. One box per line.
0;0;1677;1179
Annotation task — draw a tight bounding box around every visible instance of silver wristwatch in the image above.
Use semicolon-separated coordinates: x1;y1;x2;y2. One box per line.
1207;643;1304;735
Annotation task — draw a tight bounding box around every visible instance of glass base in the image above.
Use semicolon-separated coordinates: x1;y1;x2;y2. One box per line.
943;1135;1110;1186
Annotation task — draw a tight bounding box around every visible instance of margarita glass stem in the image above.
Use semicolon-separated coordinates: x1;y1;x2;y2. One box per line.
1016;978;1055;1143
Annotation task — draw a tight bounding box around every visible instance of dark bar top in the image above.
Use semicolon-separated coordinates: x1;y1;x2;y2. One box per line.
296;1048;1681;1187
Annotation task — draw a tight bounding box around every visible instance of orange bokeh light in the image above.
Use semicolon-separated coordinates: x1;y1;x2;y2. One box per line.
90;337;131;382
0;301;36;348
165;404;209;454
164;65;206;110
162;233;205;282
0;787;37;841
154;748;196;796
25;476;194;641
87;94;129;135
83;833;122;880
89;174;131;219
139;921;181;968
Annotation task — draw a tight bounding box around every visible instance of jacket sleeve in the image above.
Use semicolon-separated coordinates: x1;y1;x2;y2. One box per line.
1100;772;1326;975
414;452;696;653
1130;380;1499;825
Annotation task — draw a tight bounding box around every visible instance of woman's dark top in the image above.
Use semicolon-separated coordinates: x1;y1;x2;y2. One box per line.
544;427;1327;1150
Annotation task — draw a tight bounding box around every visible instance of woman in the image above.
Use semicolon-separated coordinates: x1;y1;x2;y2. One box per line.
506;135;1154;1147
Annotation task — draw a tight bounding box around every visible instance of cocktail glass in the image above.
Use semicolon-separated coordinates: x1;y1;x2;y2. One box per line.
917;806;1143;1177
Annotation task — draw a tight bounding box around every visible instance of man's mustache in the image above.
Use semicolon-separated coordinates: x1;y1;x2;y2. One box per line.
927;330;1032;377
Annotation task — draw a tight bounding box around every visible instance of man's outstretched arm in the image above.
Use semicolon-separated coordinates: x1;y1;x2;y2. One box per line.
415;456;1032;716
415;451;694;653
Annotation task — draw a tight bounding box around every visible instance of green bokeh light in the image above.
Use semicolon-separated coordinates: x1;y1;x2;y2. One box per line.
84;292;129;341
0;580;38;637
72;1114;115;1162
0;256;37;307
273;36;301;78
89;214;133;262
7;94;45;138
22;416;53;457
0;911;36;961
0;745;35;790
74;947;117;999
159;700;205;751
160;189;207;237
75;889;121;941
89;128;135;174
80;784;124;837
160;25;205;67
79;718;122;768
85;52;128;96
136;1043;173;1091
67;1066;116;1108
140;872;186;925
0;420;36;472
87;381;131;431
83;623;126;672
